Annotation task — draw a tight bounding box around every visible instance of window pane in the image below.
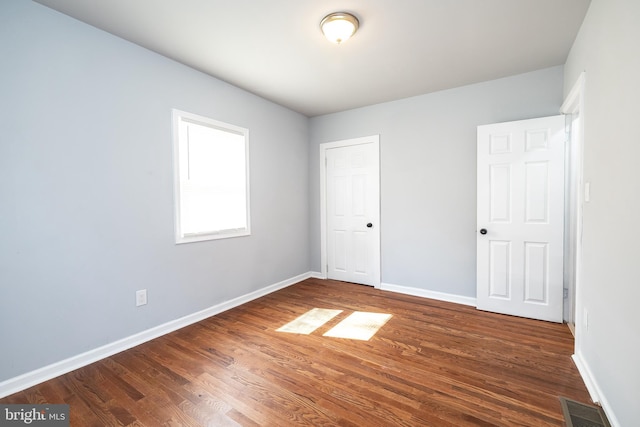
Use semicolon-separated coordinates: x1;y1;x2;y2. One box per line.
173;110;250;243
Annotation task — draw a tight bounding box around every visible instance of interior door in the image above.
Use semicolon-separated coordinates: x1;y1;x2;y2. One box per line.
324;138;380;287
477;115;565;322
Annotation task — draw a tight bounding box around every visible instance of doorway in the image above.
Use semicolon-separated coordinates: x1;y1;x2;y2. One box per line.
320;135;381;287
561;72;586;334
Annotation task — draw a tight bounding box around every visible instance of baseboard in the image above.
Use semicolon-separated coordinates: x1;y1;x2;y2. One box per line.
572;352;600;403
572;352;621;427
380;282;477;307
0;271;312;399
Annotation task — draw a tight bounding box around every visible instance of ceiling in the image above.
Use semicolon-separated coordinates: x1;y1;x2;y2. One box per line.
35;0;591;117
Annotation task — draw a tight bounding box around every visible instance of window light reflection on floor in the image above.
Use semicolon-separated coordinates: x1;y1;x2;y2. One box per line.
276;308;342;334
277;309;392;341
323;311;392;341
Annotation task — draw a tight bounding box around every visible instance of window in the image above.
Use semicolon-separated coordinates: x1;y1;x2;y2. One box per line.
172;109;250;243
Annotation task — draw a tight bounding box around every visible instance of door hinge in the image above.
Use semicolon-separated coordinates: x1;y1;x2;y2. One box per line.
563;288;569;299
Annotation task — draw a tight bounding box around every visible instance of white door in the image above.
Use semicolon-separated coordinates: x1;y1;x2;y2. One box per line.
477;116;565;322
321;136;380;287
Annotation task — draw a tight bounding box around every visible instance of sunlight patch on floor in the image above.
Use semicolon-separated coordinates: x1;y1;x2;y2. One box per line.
323;311;392;341
276;308;343;334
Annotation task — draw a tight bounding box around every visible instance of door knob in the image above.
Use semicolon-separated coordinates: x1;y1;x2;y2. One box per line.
366;223;373;228
479;228;487;235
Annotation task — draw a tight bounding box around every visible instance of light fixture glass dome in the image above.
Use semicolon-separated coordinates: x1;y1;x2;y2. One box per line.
320;12;359;44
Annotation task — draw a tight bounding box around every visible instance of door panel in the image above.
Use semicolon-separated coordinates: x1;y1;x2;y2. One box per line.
477;115;565;322
489;241;511;298
525;161;550;223
524;242;548;303
333;230;347;272
490;164;511;222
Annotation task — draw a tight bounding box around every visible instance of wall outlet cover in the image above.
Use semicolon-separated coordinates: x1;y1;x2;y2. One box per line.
136;289;147;307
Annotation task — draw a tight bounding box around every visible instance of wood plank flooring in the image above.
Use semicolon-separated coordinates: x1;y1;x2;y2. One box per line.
1;278;592;426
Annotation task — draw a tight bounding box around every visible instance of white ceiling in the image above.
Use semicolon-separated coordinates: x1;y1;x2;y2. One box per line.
35;0;591;117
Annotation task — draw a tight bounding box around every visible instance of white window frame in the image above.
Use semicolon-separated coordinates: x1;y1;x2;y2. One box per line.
172;109;251;244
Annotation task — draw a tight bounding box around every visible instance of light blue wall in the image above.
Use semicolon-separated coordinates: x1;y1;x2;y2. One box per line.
0;1;309;382
564;0;640;425
309;67;564;296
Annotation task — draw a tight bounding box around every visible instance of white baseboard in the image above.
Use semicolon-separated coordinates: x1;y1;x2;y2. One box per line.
380;282;476;307
572;352;621;427
572;352;600;403
309;271;326;279
0;271;312;399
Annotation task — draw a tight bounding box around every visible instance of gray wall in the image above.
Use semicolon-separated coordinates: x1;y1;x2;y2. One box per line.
309;67;564;297
0;1;309;382
564;0;640;424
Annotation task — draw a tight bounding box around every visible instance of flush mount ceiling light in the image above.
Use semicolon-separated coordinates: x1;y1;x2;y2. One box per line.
320;12;359;44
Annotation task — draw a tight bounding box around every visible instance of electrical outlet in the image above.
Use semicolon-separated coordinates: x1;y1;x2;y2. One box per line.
136;289;147;307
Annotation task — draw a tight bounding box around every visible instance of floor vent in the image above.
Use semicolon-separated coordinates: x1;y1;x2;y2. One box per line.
559;397;611;427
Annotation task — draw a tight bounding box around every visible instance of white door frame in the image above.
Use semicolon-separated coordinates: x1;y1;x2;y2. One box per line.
560;72;586;339
320;135;381;288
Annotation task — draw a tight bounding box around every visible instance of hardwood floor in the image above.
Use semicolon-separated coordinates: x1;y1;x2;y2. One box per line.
1;278;592;426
